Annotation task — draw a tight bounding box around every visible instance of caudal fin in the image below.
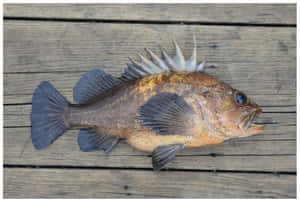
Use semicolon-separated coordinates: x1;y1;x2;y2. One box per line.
31;81;70;149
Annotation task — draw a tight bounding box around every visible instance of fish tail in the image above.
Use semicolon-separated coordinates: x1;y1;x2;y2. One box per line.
31;81;70;150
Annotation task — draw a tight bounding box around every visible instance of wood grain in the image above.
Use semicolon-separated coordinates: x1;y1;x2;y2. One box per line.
4;4;296;25
4;21;296;74
4;168;296;198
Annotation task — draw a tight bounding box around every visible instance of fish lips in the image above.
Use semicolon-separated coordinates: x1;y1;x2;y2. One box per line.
238;108;264;134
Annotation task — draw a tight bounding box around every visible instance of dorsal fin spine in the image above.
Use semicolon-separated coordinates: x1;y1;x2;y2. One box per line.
128;58;148;75
161;48;177;70
186;35;197;72
139;54;162;73
172;40;185;71
197;60;206;71
131;59;153;74
145;48;169;71
119;38;208;81
127;64;144;77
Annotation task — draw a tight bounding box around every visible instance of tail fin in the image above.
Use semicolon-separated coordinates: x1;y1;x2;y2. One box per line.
31;81;70;149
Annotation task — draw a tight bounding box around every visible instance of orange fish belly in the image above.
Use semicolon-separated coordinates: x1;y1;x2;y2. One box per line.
124;128;225;152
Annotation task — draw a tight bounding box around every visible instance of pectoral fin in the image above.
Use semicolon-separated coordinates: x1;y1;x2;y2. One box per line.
152;144;185;171
137;93;199;135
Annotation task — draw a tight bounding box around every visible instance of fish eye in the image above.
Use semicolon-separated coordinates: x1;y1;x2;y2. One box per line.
234;92;247;105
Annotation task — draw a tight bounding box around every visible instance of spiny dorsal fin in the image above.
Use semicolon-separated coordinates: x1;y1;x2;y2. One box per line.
120;37;207;82
73;69;120;104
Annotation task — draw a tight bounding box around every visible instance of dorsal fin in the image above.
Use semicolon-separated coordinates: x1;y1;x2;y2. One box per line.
73;69;120;104
119;37;207;82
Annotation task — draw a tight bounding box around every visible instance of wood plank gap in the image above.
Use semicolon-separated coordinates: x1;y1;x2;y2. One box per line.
4;16;297;27
3;164;296;175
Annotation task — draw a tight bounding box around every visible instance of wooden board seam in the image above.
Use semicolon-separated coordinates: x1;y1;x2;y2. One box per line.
4;17;297;27
3;165;296;175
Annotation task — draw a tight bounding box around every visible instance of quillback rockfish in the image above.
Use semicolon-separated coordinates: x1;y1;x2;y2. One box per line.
31;38;264;170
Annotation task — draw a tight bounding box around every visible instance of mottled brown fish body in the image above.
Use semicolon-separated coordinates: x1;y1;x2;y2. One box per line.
66;72;232;152
67;72;215;127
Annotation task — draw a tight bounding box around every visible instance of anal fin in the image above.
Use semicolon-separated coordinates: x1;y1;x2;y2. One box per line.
152;144;185;171
78;128;120;154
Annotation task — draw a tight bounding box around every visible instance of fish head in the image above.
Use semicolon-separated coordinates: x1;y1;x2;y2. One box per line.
195;82;264;139
214;88;264;138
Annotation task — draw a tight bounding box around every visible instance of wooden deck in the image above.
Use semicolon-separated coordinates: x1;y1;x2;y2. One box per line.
3;4;296;198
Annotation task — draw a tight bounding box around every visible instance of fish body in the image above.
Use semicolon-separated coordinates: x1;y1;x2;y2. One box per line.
31;39;264;170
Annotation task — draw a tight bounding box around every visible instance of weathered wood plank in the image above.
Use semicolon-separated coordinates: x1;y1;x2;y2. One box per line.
4;127;296;172
4;4;296;25
4;21;296;74
4;168;296;198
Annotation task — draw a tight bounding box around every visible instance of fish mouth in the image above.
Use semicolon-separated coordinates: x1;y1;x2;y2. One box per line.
238;109;264;134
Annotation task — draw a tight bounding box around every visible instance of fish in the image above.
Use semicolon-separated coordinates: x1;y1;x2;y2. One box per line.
31;37;264;170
